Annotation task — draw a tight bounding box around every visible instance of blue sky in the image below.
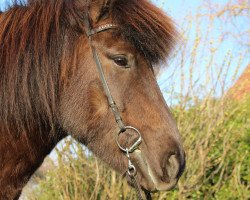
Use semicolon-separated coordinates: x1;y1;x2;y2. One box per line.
1;0;249;103
1;0;249;169
0;0;9;10
152;0;249;102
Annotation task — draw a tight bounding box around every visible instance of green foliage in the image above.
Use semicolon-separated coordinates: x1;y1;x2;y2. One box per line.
24;97;250;200
170;97;250;200
21;0;250;199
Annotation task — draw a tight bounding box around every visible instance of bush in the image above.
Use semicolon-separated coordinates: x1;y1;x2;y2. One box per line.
23;97;249;200
21;0;249;199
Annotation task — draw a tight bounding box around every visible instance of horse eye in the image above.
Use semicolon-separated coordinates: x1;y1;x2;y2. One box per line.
113;56;129;67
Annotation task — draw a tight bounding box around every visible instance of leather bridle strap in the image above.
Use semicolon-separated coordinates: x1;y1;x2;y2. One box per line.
90;40;126;131
84;14;125;132
83;12;152;200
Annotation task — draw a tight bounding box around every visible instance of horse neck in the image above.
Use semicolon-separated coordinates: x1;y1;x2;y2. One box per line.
0;123;65;199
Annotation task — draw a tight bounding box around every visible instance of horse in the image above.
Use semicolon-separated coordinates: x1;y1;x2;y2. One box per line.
0;0;185;199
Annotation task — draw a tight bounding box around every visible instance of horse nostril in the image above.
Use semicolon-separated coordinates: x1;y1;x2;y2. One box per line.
162;152;185;183
166;154;180;179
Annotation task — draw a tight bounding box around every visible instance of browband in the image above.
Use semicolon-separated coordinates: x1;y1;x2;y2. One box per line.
86;24;118;37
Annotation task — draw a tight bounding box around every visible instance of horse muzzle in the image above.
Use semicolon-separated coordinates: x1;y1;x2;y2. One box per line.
129;149;185;192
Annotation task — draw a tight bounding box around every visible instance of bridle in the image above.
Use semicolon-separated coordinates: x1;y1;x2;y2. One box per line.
83;12;152;200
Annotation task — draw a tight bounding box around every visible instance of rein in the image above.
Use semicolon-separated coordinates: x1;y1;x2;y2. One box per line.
83;13;152;200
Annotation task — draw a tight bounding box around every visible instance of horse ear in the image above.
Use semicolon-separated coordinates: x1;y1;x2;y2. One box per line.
88;0;117;24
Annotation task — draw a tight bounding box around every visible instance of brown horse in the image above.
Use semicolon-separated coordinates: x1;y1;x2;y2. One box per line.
0;0;185;199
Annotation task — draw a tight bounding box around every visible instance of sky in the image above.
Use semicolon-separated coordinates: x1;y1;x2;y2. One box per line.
1;0;249;180
0;1;247;198
152;0;249;102
0;0;9;10
0;0;249;103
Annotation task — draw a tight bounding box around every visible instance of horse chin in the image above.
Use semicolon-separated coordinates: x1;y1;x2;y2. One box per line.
127;149;178;192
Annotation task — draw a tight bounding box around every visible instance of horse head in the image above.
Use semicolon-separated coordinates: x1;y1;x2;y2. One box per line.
59;0;185;192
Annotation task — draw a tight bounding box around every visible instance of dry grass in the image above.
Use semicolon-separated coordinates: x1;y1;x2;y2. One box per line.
20;1;249;199
22;96;250;200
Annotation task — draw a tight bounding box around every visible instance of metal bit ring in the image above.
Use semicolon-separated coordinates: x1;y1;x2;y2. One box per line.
116;126;142;153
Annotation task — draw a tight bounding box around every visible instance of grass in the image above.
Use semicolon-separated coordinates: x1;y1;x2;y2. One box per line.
22;97;250;200
21;0;249;199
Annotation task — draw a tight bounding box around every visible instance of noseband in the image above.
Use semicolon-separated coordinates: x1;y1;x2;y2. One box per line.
83;13;152;200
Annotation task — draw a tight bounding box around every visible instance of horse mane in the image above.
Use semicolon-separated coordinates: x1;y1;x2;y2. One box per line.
0;0;177;134
0;0;81;133
111;0;177;64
